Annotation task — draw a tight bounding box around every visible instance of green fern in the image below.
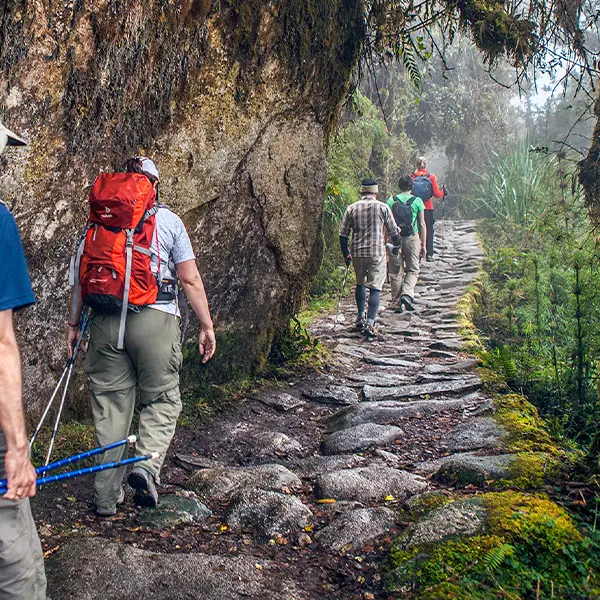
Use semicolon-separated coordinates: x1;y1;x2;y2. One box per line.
483;543;515;572
401;36;422;89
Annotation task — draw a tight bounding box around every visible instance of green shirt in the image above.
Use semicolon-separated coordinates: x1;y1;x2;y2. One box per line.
386;193;425;231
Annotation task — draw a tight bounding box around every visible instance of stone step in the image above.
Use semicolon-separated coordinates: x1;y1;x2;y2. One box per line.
362;377;481;401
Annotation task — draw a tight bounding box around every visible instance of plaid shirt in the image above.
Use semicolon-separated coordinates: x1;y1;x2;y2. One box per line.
339;195;399;258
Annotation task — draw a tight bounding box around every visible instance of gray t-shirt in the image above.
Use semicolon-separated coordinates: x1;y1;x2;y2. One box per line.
148;207;195;316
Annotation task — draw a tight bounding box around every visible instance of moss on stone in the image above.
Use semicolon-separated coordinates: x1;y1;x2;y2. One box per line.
388;491;599;599
493;394;560;455
483;491;582;549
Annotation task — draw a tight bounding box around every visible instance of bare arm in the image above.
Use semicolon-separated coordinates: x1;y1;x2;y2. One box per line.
0;310;37;499
418;210;427;253
176;260;216;364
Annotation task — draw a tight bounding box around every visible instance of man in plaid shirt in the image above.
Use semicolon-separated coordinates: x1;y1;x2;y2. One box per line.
339;178;402;338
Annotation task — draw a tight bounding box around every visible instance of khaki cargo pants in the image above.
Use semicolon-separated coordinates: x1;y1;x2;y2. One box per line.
0;433;46;600
389;233;421;304
85;308;183;511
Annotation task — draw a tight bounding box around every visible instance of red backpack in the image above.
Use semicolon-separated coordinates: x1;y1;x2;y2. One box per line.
70;173;160;349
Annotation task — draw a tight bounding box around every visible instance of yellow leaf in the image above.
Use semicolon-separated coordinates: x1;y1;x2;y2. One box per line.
66;497;76;502
304;524;313;532
385;495;396;502
220;524;228;531
255;563;263;570
317;498;336;504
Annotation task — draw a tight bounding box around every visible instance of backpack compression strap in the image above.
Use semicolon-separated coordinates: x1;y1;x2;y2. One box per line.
69;225;93;324
117;229;135;350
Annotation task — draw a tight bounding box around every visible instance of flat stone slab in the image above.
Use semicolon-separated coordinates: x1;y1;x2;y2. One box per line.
333;343;375;358
255;392;306;412
137;493;211;528
423;359;479;374
362;356;416;368
363;378;481;401
428;340;463;352
346;372;411;387
285;454;367;478
445;417;506;451
326;397;485;431
321;423;404;455
187;464;302;501
303;385;360;405
423;349;459;359
45;538;298;600
416;452;515;485
315;466;427;503
315;507;396;552
402;498;486;548
225;489;312;539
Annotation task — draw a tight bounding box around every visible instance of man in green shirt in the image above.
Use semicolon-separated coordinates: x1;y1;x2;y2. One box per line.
386;174;427;312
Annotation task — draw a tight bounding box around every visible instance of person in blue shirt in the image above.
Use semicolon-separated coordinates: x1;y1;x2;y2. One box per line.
0;122;47;599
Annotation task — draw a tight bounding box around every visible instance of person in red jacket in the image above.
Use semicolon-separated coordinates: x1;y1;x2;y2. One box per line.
412;157;444;262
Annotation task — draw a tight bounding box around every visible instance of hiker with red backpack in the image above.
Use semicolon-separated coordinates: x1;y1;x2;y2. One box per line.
412;157;445;262
67;157;215;515
386;174;426;312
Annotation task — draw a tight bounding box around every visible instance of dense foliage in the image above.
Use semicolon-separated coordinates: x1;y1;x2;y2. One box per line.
471;147;600;452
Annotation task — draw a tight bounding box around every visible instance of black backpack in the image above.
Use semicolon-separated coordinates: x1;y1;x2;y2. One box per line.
412;172;433;201
392;195;416;237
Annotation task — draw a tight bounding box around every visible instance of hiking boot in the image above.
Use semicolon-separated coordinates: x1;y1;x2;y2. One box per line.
355;315;367;331
96;486;125;517
128;467;159;508
401;295;416;312
393;304;404;314
425;255;434;262
363;323;378;339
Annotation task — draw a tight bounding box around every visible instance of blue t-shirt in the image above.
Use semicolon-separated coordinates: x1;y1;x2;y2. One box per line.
0;202;36;312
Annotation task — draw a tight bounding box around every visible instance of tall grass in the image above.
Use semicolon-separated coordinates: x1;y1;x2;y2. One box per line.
468;140;558;225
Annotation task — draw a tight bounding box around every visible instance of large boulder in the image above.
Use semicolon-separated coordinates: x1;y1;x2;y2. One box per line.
0;1;364;414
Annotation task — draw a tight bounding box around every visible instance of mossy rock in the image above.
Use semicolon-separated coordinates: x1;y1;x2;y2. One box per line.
387;491;600;599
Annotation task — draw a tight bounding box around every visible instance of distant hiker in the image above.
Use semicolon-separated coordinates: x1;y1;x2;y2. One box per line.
68;156;216;515
0;123;47;599
412;157;444;262
339;178;402;338
386;174;426;312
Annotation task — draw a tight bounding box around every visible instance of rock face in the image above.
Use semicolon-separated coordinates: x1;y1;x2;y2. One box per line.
45;538;297;600
315;507;396;552
0;1;363;413
225;489;312;539
187;464;302;501
315;466;427;503
402;499;486;548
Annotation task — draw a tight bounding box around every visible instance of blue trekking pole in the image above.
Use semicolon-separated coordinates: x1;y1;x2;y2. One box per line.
0;452;158;496
1;436;137;488
30;309;93;450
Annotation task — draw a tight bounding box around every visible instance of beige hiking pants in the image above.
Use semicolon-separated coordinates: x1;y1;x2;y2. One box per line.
84;308;183;511
389;233;421;304
0;434;46;600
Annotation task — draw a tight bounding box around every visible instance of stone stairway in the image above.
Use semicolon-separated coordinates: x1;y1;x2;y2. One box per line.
43;220;511;600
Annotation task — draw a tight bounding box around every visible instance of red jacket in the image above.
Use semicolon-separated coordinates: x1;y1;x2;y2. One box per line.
412;169;443;210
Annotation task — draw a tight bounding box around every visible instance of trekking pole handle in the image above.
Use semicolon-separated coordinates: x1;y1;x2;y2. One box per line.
0;452;158;495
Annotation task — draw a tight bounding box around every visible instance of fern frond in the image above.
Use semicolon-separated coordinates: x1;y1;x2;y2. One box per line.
484;543;515;572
